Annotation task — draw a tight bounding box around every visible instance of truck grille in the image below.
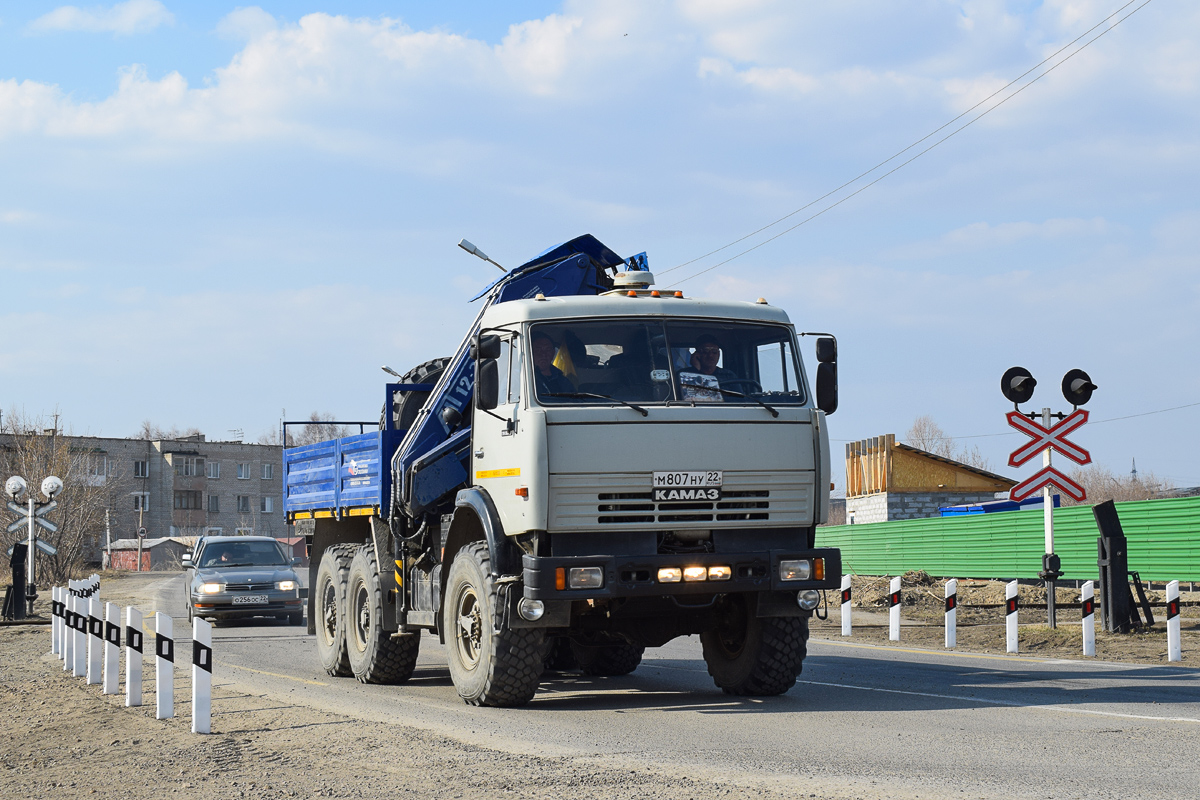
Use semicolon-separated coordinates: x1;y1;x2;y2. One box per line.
598;490;769;524
549;471;813;530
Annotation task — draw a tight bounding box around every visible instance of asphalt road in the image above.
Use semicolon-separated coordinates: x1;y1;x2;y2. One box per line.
141;573;1200;799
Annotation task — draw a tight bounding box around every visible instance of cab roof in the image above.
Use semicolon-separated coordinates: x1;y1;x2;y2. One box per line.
482;294;793;327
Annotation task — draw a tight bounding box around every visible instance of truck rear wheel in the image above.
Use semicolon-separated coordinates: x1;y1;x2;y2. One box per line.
570;640;645;676
315;544;356;677
444;541;544;707
700;594;808;696
346;546;420;684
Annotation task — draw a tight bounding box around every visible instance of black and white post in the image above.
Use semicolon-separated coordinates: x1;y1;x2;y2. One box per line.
103;602;121;695
125;606;143;708
65;582;77;673
889;576;901;641
192;617;212;734
1167;580;1181;663
945;579;958;649
72;586;87;678
1082;580;1095;657
840;574;852;636
155;612;173;719
87;594;102;685
1005;580;1019;654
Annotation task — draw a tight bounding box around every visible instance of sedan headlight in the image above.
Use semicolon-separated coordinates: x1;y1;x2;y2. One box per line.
276;580;297;591
198;582;223;594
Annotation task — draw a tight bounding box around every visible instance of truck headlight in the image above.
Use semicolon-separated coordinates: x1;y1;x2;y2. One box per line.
198;583;223;594
276;580;297;591
568;567;604;589
657;567;682;583
779;559;812;581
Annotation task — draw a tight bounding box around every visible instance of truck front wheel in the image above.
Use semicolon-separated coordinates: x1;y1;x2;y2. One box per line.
314;544;356;677
346;547;420;684
444;541;544;707
700;594;808;696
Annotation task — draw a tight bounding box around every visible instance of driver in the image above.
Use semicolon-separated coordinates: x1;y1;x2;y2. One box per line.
531;331;575;396
679;334;736;402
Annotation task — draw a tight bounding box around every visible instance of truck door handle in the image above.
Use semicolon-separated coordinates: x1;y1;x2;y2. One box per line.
474;448;484;458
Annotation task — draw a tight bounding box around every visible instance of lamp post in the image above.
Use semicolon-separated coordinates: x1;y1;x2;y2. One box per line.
5;474;62;614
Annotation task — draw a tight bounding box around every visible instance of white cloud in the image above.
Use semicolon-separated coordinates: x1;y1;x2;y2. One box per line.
888;217;1113;259
215;7;277;42
27;0;174;36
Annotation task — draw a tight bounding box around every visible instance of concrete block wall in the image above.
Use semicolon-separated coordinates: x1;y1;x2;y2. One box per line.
846;491;1001;524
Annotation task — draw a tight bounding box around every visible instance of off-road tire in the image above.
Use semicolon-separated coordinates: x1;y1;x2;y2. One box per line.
383;357;451;432
314;544;357;677
542;636;578;673
700;594;808;696
570;641;645;676
444;541;544;707
346;546;420;684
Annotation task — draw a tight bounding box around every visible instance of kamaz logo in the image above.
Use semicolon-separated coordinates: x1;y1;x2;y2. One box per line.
654;488;721;501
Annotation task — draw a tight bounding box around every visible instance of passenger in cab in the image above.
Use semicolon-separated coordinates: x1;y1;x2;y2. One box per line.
531;331;575;396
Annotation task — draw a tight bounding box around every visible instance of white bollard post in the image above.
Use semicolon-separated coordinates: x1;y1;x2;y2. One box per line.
840;574;852;636
1005;580;1019;654
62;585;74;668
87;595;103;685
1167;580;1181;663
1082;580;1095;657
192;617;213;734
155;612;174;719
125;607;143;708
73;589;87;678
945;579;958;649
103;603;121;695
889;576;901;641
51;586;62;656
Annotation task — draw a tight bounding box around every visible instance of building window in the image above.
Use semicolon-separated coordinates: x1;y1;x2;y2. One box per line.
261;463;274;480
174;456;204;477
133;460;149;478
207;495;220;513
205;527;222;535
173;490;203;510
133;492;150;511
207;461;220;479
237;495;251;513
237;462;250;480
260;496;274;513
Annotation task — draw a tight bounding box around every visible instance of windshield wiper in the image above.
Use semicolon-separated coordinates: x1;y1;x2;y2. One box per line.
544;392;649;417
712;387;779;418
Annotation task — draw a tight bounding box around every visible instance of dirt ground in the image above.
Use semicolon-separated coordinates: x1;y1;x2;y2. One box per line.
810;572;1199;663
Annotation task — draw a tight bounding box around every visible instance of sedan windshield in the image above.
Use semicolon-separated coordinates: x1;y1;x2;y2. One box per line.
199;541;289;568
530;320;807;407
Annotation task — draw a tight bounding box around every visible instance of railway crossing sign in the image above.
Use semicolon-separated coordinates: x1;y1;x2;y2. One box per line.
1006;409;1092;467
1009;466;1086;503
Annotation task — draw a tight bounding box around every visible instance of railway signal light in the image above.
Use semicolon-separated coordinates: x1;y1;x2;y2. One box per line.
1061;368;1096;408
1000;366;1037;406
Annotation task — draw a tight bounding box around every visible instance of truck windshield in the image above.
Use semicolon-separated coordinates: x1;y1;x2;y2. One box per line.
530;320;806;407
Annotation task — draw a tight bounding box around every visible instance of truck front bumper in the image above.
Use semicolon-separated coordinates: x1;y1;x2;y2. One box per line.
522;548;841;601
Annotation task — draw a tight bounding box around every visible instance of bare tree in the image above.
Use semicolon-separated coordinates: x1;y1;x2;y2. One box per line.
0;410;129;584
1063;466;1175;506
904;415;992;471
136;421;203;440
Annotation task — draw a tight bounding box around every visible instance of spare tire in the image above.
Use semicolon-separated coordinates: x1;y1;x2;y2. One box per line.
381;357;451;432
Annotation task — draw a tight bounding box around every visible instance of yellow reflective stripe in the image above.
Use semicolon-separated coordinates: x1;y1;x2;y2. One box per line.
313;510;335;519
476;468;520;479
346;507;375;517
394;571;403;587
291;511;313;520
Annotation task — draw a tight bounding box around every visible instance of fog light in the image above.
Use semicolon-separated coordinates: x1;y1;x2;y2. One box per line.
518;598;545;621
683;566;707;582
198;583;223;594
658;567;682;583
707;565;732;581
797;590;821;610
568;567;604;589
276;580;297;591
779;559;812;581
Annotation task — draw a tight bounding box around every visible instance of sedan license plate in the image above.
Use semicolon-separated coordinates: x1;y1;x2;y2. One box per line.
653;471;722;488
231;594;268;605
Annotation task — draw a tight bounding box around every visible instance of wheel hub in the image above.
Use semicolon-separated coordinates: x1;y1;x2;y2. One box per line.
454;587;483;668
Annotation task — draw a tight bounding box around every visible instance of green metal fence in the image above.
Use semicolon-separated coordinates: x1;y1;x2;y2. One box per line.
817;495;1200;582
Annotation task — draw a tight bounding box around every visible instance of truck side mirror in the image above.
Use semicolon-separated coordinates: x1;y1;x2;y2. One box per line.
470;334;501;361
476;359;500;410
816;337;837;363
816;362;838;414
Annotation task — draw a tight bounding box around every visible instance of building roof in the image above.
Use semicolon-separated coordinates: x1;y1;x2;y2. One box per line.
846;433;1017;498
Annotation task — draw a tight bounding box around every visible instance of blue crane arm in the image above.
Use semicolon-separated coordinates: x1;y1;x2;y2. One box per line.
391;234;629;519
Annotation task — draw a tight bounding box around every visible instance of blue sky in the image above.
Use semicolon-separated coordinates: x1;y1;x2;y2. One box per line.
1;0;1198;491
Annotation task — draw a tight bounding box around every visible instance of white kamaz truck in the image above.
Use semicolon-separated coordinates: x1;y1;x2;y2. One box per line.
283;235;840;707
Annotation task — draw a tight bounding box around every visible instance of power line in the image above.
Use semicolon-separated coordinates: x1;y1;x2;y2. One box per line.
664;0;1155;288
